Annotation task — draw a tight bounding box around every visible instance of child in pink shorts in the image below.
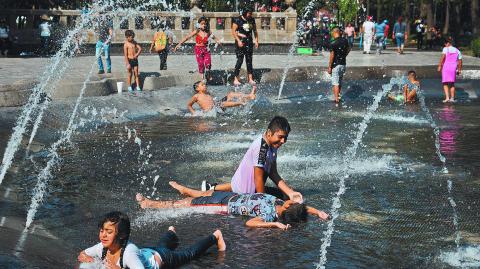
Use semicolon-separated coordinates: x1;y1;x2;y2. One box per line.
174;17;221;80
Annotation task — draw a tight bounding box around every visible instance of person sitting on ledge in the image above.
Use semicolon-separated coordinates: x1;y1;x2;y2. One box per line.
136;181;330;230
187;80;256;115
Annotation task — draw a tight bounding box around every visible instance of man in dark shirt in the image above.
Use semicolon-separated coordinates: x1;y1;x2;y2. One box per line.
328;27;350;104
232;8;259;86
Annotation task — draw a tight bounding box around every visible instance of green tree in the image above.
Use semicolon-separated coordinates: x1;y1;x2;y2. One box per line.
337;0;359;22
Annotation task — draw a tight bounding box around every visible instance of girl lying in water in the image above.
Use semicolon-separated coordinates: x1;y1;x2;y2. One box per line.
136;181;330;230
77;211;225;269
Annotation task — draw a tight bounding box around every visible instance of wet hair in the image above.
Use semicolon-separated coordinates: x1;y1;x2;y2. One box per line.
267;116;291;134
193;80;203;92
408;70;416;77
125;30;135;38
443;36;453;45
99;211;130;269
279;203;308;225
197;16;210;32
242;7;253;17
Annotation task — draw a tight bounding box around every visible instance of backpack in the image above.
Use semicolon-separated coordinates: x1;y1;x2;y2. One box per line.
154;31;168;51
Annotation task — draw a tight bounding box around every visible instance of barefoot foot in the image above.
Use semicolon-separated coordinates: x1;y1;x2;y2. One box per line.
169;181;186;195
213;230;226;251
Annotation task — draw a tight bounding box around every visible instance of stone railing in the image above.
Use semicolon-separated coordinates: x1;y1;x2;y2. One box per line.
0;9;297;45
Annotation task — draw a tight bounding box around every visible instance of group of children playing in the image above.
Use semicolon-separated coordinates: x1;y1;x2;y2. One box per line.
79;116;331;268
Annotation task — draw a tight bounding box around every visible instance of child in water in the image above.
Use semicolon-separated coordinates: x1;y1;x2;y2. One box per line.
388;70;419;104
174;17;222;80
78;211;226;269
438;37;462;103
187;81;256;115
123;30;142;92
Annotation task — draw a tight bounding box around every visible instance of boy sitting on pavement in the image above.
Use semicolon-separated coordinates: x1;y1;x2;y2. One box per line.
187;81;256;115
388;70;419;104
123;30;142;92
136;181;330;230
202;116;304;204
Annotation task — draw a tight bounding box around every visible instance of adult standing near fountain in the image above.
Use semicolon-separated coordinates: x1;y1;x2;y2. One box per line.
393;16;407;54
95;13;113;74
328;27;350;104
232;8;259;86
38;15;52;56
361;16;375;54
0;19;10;56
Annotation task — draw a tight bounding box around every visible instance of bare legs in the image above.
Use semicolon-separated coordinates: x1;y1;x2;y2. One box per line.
136;193;194;209
443;83;455;102
333;85;341;103
220;86;257;109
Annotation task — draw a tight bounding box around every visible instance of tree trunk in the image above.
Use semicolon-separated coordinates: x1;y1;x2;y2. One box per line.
367;0;370;16
405;0;410;35
472;0;479;35
454;3;462;34
421;0;434;40
376;0;382;20
443;0;450;34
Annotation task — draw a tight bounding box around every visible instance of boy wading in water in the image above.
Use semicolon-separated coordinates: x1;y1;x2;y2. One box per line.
202;116;304;203
136;181;330;230
124;30;142;92
328;27;350;104
187;81;256;115
387;70;419;104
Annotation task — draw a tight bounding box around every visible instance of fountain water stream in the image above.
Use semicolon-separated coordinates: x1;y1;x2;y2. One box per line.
317;77;405;269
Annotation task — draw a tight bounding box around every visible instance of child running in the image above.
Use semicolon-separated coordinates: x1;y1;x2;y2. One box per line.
174;17;221;80
187;81;256;115
387;70;419;104
123;30;142;92
201;116;304;203
437;37;462;103
136;181;330;230
78;211;225;269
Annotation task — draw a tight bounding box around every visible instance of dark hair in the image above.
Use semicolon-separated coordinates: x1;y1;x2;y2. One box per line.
193;80;202;92
197;16;210;32
267;116;291;134
125;30;135;38
242;8;253;17
443;36;453;45
99;211;130;269
279;203;308;225
408;70;416;77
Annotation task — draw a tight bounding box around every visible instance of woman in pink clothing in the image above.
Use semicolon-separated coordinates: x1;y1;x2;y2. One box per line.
174;17;222;80
437;37;463;103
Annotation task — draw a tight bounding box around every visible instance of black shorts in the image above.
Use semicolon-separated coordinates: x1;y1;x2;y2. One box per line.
128;58;138;68
190;191;237;206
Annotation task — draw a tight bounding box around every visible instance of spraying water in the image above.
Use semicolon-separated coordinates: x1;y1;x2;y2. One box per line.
416;87;461;249
316;77;405;269
277;0;319;99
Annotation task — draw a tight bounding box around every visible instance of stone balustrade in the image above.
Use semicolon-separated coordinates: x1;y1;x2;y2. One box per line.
0;9;297;45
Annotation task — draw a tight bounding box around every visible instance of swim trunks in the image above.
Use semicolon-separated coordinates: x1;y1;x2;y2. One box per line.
128;58;139;68
191;191;237;206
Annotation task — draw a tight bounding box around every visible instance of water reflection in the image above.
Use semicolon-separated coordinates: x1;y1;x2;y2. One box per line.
439;106;460;156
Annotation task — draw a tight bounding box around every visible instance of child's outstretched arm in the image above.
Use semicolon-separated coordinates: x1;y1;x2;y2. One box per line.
306;206;330;221
245;217;290;230
174;30;198;52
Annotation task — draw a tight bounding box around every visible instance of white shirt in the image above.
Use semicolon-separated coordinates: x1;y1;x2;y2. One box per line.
39;22;51;37
442;46;462;59
0;26;9;39
84;242;160;269
363;21;375;35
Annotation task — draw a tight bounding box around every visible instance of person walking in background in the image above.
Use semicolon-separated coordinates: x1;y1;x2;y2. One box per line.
344;23;356;48
150;21;173;71
383;20;389;49
374;19;387;54
361;16;375;54
0;19;10;56
232;8;259;86
95;13;113;74
393;16;407;54
39;14;52;56
328;27;350;104
415;19;426;50
438;37;462;103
